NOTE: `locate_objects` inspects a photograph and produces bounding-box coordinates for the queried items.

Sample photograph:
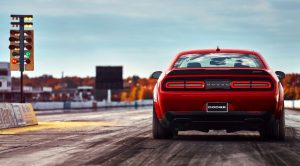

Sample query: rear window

[173,53,264,69]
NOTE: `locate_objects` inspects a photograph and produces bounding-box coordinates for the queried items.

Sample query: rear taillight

[251,81,271,88]
[165,81,185,89]
[163,78,272,91]
[230,81,251,88]
[230,81,271,89]
[165,81,205,89]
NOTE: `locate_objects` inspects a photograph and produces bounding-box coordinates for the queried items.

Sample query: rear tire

[260,108,285,141]
[152,107,173,139]
[278,108,285,141]
[260,118,278,140]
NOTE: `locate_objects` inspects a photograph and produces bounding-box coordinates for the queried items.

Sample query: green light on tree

[25,51,31,57]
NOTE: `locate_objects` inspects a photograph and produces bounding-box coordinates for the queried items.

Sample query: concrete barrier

[12,103,38,126]
[285,100,300,109]
[0,103,18,129]
[137,100,153,106]
[284,100,294,109]
[25,100,300,110]
[63,102,71,109]
[0,103,38,129]
[33,100,153,110]
[71,101,93,109]
[33,102,64,110]
[295,100,300,109]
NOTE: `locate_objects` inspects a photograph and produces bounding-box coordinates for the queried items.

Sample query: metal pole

[107,89,111,103]
[20,70,24,103]
[19,17,25,103]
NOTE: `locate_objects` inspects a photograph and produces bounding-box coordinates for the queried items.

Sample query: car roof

[177,49,260,56]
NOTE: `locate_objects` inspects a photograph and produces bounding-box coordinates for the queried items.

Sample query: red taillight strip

[185,81,205,89]
[230,81,272,89]
[165,81,185,88]
[251,81,271,88]
[230,81,251,88]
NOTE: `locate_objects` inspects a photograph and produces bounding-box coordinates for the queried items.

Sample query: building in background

[76,86,94,101]
[0,62,54,102]
[0,62,11,92]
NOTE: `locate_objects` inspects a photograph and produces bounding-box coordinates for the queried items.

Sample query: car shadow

[170,126,298,142]
[174,134,262,142]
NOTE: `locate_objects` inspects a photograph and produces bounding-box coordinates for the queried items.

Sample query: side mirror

[150,71,162,79]
[275,71,285,80]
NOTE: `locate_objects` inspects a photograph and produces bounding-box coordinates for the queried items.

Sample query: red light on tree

[12,58,19,64]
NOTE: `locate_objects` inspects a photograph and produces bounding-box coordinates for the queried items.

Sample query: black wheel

[260,108,285,141]
[278,108,285,141]
[152,107,173,139]
[260,118,278,140]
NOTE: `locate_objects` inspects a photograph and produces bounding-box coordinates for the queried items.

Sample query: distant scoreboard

[95,66,123,90]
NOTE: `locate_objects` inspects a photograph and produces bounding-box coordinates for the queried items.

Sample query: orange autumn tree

[282,73,300,100]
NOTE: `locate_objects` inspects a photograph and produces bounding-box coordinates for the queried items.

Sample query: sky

[0,0,299,78]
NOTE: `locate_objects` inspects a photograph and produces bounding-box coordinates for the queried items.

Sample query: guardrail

[32,100,300,110]
[32,100,153,110]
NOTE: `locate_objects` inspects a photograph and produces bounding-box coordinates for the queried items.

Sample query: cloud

[1,0,300,77]
[2,0,297,32]
[0,1,276,20]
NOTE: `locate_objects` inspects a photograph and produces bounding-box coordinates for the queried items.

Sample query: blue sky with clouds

[0,0,299,78]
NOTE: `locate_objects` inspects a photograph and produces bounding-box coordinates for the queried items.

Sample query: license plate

[207,102,228,112]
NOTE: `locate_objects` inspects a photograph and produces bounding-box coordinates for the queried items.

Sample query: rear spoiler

[168,69,269,76]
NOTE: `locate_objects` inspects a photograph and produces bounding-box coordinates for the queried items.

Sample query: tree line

[12,73,300,100]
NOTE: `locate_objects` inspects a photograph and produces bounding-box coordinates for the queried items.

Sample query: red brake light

[230,81,251,88]
[251,81,271,89]
[185,81,205,89]
[165,81,185,89]
[165,81,205,89]
[231,81,271,89]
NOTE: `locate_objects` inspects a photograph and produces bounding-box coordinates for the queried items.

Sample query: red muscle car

[151,48,285,140]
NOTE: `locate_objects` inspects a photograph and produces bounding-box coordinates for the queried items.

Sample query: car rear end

[152,49,285,140]
[157,68,280,132]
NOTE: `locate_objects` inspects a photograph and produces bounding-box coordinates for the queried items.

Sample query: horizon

[1,0,299,78]
[9,71,300,79]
